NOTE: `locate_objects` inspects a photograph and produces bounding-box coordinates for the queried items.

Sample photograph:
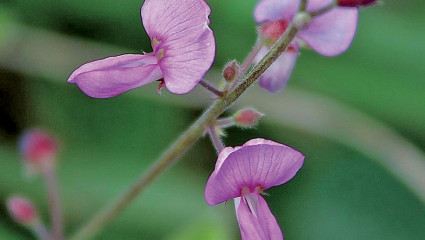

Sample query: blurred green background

[1,0,425,239]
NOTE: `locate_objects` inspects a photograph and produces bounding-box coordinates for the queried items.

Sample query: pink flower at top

[205,138,305,240]
[68,0,215,98]
[19,129,58,172]
[254,0,358,93]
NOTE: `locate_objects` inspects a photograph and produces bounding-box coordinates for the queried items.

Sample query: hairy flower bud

[337,0,377,7]
[7,196,38,225]
[233,108,264,127]
[223,60,239,82]
[19,129,58,174]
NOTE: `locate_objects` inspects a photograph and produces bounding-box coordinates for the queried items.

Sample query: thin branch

[299,0,308,11]
[228,40,264,92]
[207,125,225,153]
[32,221,51,240]
[199,79,224,97]
[216,117,235,129]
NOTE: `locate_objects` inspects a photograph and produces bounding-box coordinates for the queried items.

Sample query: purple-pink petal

[255,46,299,93]
[254,0,299,23]
[205,138,305,206]
[306,0,335,11]
[141,0,215,94]
[235,197,268,240]
[235,194,283,240]
[297,7,358,56]
[68,54,162,98]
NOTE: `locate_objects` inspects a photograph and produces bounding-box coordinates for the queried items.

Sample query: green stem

[70,18,299,240]
[299,0,308,11]
[43,165,63,240]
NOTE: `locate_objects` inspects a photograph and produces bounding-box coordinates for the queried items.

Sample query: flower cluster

[4,0,377,240]
[254,0,358,93]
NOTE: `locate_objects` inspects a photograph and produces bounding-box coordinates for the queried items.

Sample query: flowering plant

[5,0,383,239]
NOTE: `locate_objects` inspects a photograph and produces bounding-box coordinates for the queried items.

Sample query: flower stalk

[43,165,63,240]
[199,80,224,98]
[207,125,225,153]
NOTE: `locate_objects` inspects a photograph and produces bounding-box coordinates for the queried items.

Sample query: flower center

[157,49,165,61]
[152,37,165,61]
[260,19,290,44]
[241,185,264,196]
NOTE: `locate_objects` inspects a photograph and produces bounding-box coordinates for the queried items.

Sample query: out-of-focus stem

[70,11,302,240]
[32,221,51,240]
[207,125,225,153]
[43,166,63,240]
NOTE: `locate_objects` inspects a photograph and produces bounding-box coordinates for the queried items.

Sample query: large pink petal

[255,46,299,93]
[235,194,283,240]
[254,0,299,23]
[141,0,215,94]
[160,29,215,94]
[256,194,283,240]
[68,54,162,98]
[205,138,304,205]
[297,7,358,56]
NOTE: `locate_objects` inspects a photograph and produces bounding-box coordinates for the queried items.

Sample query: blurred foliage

[1,0,425,239]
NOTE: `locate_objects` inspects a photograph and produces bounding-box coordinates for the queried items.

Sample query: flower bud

[223,60,239,82]
[337,0,377,7]
[233,108,264,127]
[7,196,38,225]
[19,129,58,174]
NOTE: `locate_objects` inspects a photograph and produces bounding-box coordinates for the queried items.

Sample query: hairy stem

[229,40,264,92]
[70,16,300,240]
[32,221,51,240]
[216,117,235,129]
[207,125,225,152]
[200,79,224,97]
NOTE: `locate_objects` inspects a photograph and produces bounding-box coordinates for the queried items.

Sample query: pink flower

[254,0,358,93]
[19,129,58,173]
[68,0,215,98]
[7,196,39,225]
[205,138,305,240]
